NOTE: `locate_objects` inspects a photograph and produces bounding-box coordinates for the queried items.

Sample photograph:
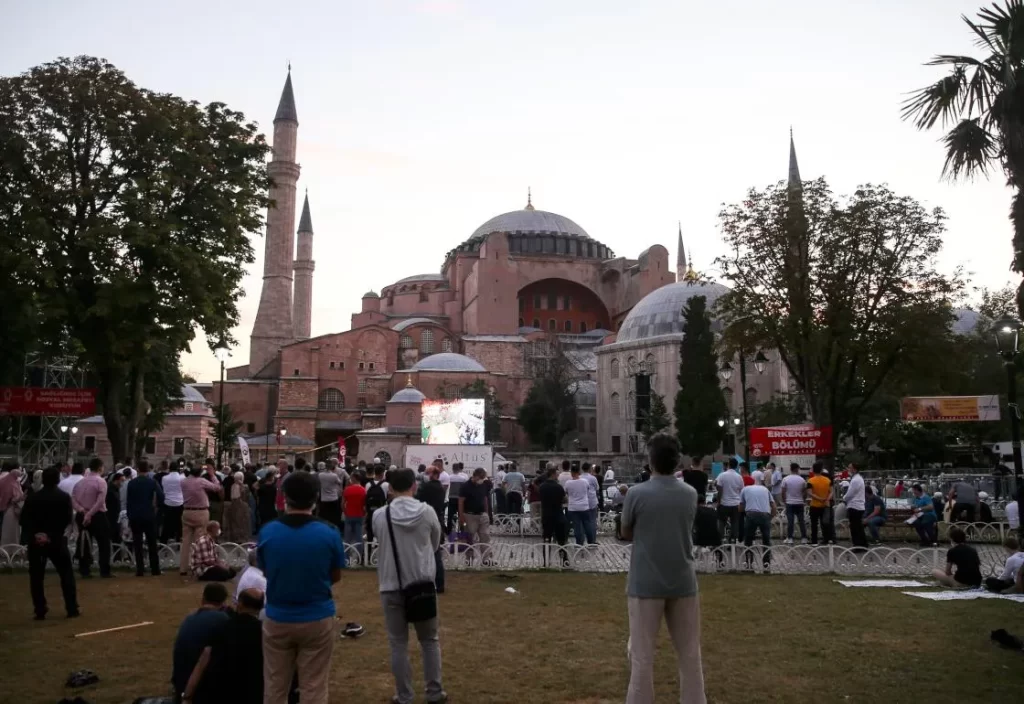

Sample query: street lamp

[720,349,768,465]
[214,339,230,468]
[992,316,1023,480]
[718,419,725,428]
[60,425,78,463]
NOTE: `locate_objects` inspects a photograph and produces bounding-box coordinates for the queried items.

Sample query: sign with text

[900,395,1000,422]
[0,387,97,416]
[749,425,833,457]
[404,444,494,476]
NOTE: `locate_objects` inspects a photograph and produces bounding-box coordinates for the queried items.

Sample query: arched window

[375,450,392,467]
[441,337,452,352]
[610,358,620,379]
[564,320,573,333]
[420,329,434,354]
[548,319,556,331]
[318,388,345,411]
[580,321,587,333]
[745,387,758,408]
[400,335,413,349]
[610,392,621,416]
[589,417,596,433]
[445,384,460,400]
[532,318,540,329]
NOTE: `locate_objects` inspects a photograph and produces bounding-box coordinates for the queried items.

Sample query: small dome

[389,386,426,403]
[412,352,486,372]
[180,385,209,404]
[616,280,731,342]
[362,290,379,298]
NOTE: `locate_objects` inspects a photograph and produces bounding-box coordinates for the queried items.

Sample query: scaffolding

[14,353,86,469]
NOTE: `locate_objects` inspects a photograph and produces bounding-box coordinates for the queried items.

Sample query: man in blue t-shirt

[258,471,344,704]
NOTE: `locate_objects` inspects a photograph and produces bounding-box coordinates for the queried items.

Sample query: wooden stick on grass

[74,621,154,638]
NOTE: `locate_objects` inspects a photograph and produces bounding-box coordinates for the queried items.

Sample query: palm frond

[940,118,998,181]
[902,67,967,129]
[963,15,1003,55]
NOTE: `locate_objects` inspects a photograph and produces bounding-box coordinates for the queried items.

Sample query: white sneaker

[784,538,793,545]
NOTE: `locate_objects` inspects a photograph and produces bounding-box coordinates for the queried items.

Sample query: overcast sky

[5,0,1016,381]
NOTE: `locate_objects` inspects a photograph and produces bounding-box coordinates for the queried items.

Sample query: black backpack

[365,479,386,513]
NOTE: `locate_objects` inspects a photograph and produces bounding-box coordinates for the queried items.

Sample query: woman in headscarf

[0,465,25,546]
[222,470,252,543]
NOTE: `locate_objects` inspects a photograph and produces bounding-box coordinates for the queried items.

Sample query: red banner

[749,425,832,456]
[0,387,97,416]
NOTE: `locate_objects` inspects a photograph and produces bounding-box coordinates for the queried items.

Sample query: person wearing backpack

[365,465,388,543]
[374,468,447,704]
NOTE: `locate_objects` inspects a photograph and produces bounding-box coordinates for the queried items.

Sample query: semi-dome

[412,352,487,372]
[616,280,731,342]
[389,386,426,403]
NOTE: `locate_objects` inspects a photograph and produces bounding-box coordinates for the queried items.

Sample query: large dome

[471,208,591,239]
[411,352,487,372]
[616,280,731,342]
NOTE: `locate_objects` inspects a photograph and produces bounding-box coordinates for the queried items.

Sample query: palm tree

[903,0,1024,310]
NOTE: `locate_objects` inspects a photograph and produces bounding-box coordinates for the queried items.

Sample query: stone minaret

[675,221,687,282]
[250,69,301,374]
[293,191,315,340]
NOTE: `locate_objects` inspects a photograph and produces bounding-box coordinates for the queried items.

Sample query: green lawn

[0,571,1021,703]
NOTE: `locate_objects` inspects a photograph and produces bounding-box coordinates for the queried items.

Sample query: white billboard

[421,398,485,445]
[404,444,494,476]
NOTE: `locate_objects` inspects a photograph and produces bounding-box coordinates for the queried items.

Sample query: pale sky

[5,0,1016,382]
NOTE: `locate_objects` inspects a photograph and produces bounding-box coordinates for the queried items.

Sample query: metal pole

[739,352,750,466]
[216,360,225,467]
[1007,360,1022,479]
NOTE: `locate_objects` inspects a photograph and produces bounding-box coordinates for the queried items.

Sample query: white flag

[238,436,251,467]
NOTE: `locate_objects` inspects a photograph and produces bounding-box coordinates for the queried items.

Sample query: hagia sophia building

[74,70,792,467]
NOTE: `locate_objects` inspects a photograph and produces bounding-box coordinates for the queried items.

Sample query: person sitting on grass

[190,521,237,582]
[931,526,983,589]
[985,535,1024,593]
[172,583,230,703]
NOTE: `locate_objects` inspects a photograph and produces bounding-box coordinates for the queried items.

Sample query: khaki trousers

[179,509,209,574]
[263,615,335,704]
[626,595,706,704]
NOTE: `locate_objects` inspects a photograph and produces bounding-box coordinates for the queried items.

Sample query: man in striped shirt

[71,457,112,578]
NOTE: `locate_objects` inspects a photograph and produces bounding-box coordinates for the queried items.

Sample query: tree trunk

[100,368,128,462]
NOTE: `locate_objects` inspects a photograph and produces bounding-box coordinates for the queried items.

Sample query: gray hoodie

[373,495,442,592]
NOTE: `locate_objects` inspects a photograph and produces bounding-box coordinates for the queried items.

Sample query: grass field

[0,570,1022,703]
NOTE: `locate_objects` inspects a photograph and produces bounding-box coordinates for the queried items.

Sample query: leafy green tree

[903,1,1024,313]
[715,179,963,450]
[640,391,671,437]
[749,395,807,429]
[674,296,728,463]
[0,56,270,460]
[210,403,244,460]
[461,379,504,443]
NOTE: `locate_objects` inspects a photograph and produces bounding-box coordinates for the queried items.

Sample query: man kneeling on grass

[931,526,983,589]
[190,521,237,582]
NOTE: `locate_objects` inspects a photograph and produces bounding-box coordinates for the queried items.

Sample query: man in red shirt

[71,458,112,578]
[342,473,367,563]
[740,463,755,487]
[274,459,289,515]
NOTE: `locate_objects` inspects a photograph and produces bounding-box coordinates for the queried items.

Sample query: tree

[0,56,270,461]
[517,337,579,449]
[715,179,963,451]
[639,391,671,437]
[903,1,1024,314]
[210,403,244,460]
[460,379,504,443]
[674,296,728,462]
[749,395,807,429]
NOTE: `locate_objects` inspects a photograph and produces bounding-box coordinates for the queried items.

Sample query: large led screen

[421,398,485,445]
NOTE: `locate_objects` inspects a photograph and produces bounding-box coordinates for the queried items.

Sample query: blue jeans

[569,511,589,546]
[344,517,364,560]
[866,516,886,541]
[586,508,598,544]
[785,504,807,540]
[914,513,937,544]
[743,512,773,567]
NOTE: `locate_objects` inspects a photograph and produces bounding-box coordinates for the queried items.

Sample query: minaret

[788,127,802,194]
[676,221,687,282]
[293,191,315,340]
[250,69,301,374]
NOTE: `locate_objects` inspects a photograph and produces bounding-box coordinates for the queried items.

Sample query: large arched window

[420,329,434,354]
[318,388,345,411]
[610,358,620,379]
[610,392,621,416]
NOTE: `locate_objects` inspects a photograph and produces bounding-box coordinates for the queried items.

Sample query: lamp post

[59,424,78,463]
[277,426,287,461]
[214,339,230,467]
[719,350,769,465]
[992,316,1023,481]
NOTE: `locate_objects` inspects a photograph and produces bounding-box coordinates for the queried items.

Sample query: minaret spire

[275,66,298,123]
[676,221,688,282]
[788,127,801,191]
[293,191,315,340]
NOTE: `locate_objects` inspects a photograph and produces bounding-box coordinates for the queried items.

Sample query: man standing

[21,466,79,620]
[807,463,833,545]
[180,466,224,576]
[558,460,572,487]
[458,468,492,562]
[740,477,775,570]
[581,462,600,544]
[342,473,367,561]
[126,460,164,577]
[446,463,468,532]
[58,462,85,496]
[493,463,507,514]
[161,461,185,544]
[714,459,744,544]
[564,466,592,546]
[259,471,344,704]
[844,462,867,549]
[502,463,526,521]
[780,464,807,545]
[769,463,784,505]
[71,457,112,579]
[374,469,447,704]
[681,462,708,504]
[539,466,569,566]
[621,433,705,704]
[416,464,448,593]
[317,461,343,531]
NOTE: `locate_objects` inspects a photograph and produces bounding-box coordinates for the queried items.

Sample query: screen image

[421,398,485,445]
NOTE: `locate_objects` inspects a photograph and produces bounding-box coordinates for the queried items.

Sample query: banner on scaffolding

[0,387,97,416]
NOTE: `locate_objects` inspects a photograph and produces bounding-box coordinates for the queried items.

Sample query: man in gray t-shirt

[620,433,705,704]
[949,481,978,523]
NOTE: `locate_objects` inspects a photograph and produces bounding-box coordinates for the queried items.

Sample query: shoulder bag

[385,505,438,623]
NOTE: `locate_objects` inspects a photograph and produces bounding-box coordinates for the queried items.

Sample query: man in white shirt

[750,466,765,486]
[557,460,572,487]
[235,549,268,604]
[715,459,745,543]
[780,464,808,544]
[494,464,508,513]
[1006,498,1019,531]
[160,462,185,544]
[581,463,600,544]
[843,463,867,549]
[604,466,616,484]
[58,464,85,496]
[770,463,784,498]
[502,465,527,520]
[740,479,776,569]
[564,467,593,545]
[447,463,468,532]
